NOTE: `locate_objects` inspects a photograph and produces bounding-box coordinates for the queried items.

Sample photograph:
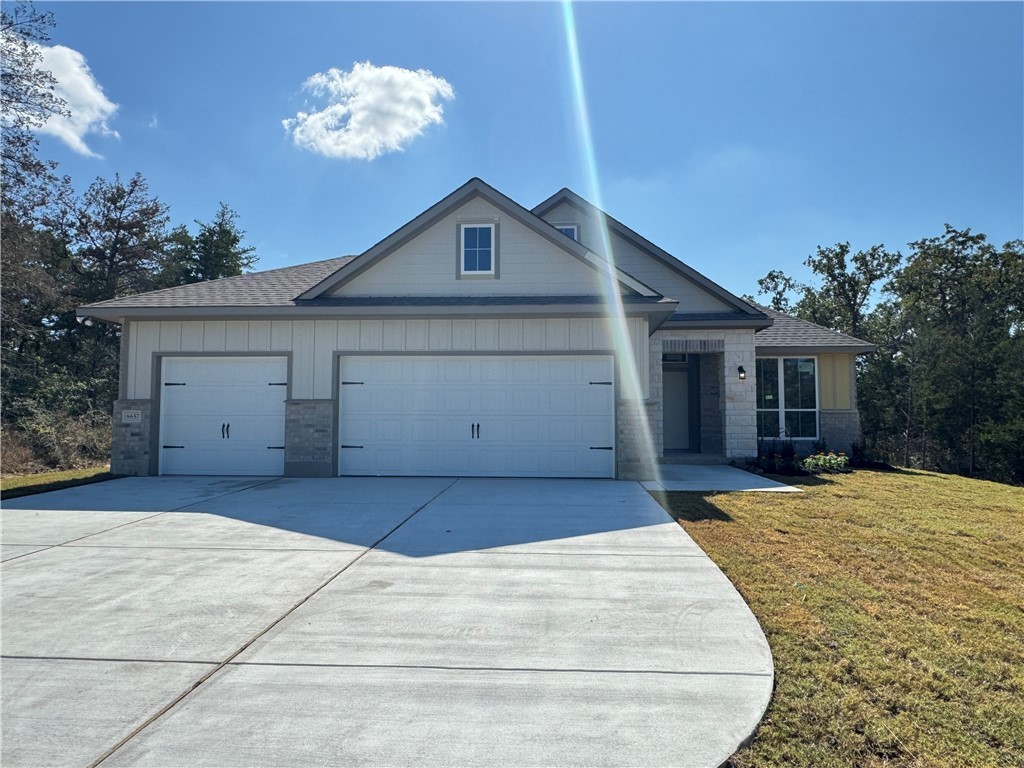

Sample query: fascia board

[754,344,877,355]
[79,301,680,324]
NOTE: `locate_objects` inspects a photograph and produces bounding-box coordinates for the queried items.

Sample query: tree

[754,242,901,339]
[156,203,258,287]
[1,2,68,216]
[64,172,170,301]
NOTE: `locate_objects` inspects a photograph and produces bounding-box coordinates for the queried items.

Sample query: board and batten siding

[539,200,734,313]
[817,353,855,411]
[127,317,650,401]
[330,197,614,297]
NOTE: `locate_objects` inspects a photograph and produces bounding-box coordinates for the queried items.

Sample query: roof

[753,306,875,353]
[82,257,354,310]
[532,188,765,317]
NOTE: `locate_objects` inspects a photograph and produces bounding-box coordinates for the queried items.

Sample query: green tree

[156,203,257,287]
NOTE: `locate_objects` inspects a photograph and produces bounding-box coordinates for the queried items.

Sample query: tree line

[2,3,256,471]
[752,231,1024,485]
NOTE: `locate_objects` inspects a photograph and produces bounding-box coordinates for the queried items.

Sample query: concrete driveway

[1,477,773,768]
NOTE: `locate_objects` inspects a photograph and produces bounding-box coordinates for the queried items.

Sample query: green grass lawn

[651,469,1024,768]
[1,466,118,500]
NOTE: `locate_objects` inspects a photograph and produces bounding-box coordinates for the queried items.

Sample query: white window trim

[756,356,820,440]
[459,223,496,277]
[552,223,579,241]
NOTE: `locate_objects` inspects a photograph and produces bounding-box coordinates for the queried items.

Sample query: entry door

[338,356,615,478]
[663,369,690,450]
[159,357,288,475]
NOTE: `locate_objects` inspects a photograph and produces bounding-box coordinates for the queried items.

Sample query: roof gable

[300,178,657,300]
[532,189,761,316]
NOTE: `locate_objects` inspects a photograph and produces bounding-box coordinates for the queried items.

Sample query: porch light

[738,366,746,380]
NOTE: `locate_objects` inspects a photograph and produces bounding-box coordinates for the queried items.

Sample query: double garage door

[159,355,615,478]
[339,356,614,478]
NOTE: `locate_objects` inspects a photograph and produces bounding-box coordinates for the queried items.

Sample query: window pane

[757,410,780,439]
[464,250,477,272]
[478,227,491,248]
[477,251,491,271]
[558,226,577,240]
[756,358,779,410]
[784,358,816,409]
[464,227,478,248]
[784,411,817,438]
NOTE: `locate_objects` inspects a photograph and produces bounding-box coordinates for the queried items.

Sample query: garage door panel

[339,355,614,478]
[159,357,286,476]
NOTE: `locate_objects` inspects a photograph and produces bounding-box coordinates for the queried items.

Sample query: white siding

[127,317,650,401]
[539,200,736,312]
[330,197,609,297]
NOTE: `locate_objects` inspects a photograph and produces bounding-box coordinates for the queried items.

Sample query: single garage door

[338,355,615,478]
[159,356,287,475]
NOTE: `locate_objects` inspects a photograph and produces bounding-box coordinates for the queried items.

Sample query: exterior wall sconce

[738,366,747,380]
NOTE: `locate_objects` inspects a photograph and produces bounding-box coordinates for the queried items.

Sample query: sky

[32,1,1024,299]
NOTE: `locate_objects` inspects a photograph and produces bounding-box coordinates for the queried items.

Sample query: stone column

[111,399,153,476]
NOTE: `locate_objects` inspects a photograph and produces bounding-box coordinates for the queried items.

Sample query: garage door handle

[221,423,226,439]
[226,423,230,439]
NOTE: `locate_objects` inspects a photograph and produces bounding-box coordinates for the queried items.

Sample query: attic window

[460,224,495,276]
[554,224,578,240]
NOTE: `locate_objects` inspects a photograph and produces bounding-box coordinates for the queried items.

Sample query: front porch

[648,330,758,465]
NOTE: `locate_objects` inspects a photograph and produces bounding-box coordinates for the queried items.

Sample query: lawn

[651,469,1024,768]
[1,466,117,500]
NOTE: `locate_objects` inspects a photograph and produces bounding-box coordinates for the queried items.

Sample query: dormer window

[460,223,495,276]
[554,224,579,240]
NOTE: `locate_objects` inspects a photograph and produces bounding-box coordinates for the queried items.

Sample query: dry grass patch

[652,470,1024,768]
[1,466,117,499]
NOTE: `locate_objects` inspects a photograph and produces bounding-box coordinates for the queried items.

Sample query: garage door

[338,356,615,478]
[159,357,287,475]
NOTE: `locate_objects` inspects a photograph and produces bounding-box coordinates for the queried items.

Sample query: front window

[461,224,494,274]
[756,357,818,439]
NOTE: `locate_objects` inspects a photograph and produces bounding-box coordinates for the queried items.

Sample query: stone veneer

[110,399,153,476]
[615,397,660,480]
[649,329,758,460]
[284,400,335,477]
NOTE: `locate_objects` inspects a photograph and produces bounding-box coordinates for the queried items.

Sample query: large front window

[756,357,818,439]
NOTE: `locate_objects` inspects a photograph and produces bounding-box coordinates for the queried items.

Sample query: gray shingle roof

[754,306,875,352]
[81,257,355,309]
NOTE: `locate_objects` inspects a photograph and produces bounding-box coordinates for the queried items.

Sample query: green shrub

[801,451,850,474]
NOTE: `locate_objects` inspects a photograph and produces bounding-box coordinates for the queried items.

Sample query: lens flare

[561,1,660,481]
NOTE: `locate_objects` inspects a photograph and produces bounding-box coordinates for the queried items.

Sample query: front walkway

[643,464,802,492]
[1,476,773,768]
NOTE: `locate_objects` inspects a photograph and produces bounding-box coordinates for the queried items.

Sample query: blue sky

[35,1,1024,298]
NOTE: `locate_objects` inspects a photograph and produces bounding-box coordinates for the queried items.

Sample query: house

[78,178,874,480]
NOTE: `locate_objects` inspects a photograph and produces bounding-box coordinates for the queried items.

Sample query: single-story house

[79,178,874,480]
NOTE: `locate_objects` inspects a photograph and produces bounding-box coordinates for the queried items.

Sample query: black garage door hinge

[589,446,613,451]
[162,445,185,449]
[266,446,286,450]
[341,381,364,385]
[589,381,612,385]
[267,382,287,386]
[164,382,187,386]
[340,444,364,449]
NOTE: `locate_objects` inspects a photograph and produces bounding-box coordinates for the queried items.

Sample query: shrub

[802,451,850,474]
[1,408,111,472]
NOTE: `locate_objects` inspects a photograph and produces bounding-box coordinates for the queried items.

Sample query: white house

[79,178,873,479]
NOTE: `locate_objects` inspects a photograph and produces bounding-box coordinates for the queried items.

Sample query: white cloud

[283,61,454,160]
[36,44,119,157]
